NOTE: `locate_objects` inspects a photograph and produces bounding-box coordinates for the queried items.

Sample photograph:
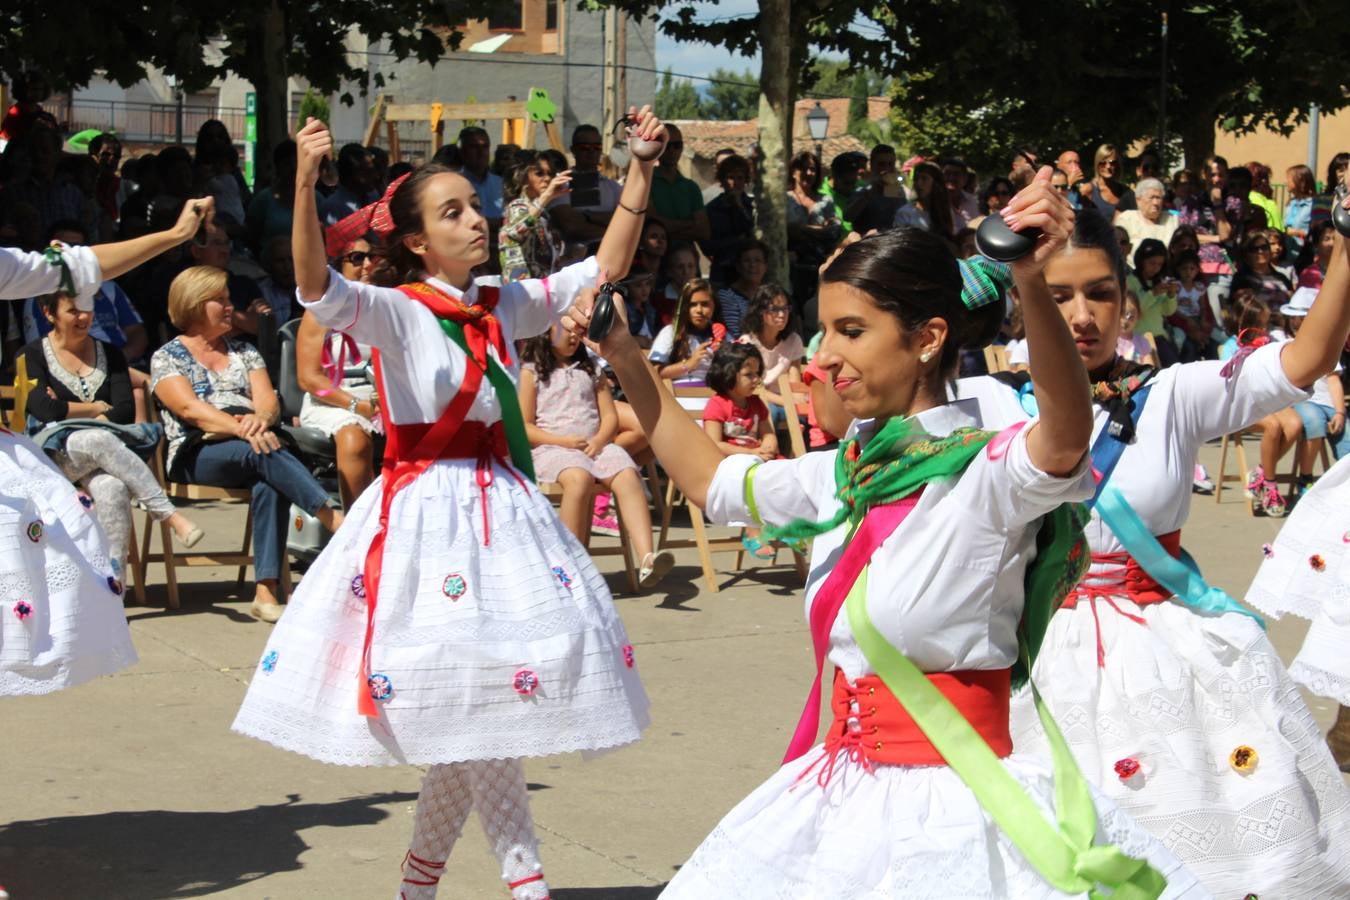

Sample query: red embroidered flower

[1262,543,1274,558]
[1310,555,1327,572]
[13,600,33,620]
[1113,757,1141,781]
[513,669,539,696]
[622,644,635,668]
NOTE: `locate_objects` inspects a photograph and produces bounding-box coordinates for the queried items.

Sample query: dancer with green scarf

[565,167,1205,897]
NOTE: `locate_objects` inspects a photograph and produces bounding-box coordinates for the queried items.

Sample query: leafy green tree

[0,0,508,183]
[701,68,759,120]
[295,88,330,131]
[654,68,701,120]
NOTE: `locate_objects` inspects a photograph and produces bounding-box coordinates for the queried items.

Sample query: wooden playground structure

[362,89,567,162]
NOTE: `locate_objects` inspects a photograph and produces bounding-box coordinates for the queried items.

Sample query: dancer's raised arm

[593,105,667,284]
[293,117,333,302]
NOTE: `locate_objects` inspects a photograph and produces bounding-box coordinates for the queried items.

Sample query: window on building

[545,0,558,30]
[487,0,523,30]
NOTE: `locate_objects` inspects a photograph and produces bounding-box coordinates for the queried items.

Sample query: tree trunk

[240,0,290,189]
[755,0,792,289]
[1177,104,1217,169]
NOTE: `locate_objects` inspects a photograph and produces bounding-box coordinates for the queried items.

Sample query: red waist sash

[1062,529,1182,607]
[798,667,1012,787]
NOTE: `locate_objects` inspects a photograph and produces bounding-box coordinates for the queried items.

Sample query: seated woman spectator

[702,342,777,559]
[980,176,1015,218]
[736,282,804,422]
[658,240,700,324]
[1115,177,1178,256]
[23,290,203,580]
[650,278,718,382]
[893,162,954,236]
[1231,229,1293,309]
[703,154,756,284]
[150,266,339,623]
[1127,238,1179,362]
[519,326,674,589]
[1284,164,1317,249]
[1296,219,1338,290]
[499,151,569,282]
[715,239,769,338]
[1082,143,1136,218]
[1246,161,1283,231]
[785,150,842,268]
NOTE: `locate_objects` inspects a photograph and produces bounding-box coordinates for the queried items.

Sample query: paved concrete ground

[2,443,1346,899]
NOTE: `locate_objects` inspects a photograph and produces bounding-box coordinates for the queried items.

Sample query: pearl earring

[919,350,934,363]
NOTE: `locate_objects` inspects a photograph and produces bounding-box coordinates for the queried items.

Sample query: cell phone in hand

[570,170,601,208]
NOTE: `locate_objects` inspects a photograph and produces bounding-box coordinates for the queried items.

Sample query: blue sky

[654,0,761,80]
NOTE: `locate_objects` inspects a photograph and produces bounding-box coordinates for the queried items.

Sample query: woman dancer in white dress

[957,202,1350,896]
[564,168,1205,898]
[232,112,665,900]
[0,198,214,696]
[1247,448,1350,770]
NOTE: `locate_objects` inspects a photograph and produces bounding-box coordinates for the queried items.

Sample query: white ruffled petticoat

[231,455,649,766]
[1246,454,1350,706]
[1011,599,1350,898]
[660,747,1209,899]
[0,431,136,695]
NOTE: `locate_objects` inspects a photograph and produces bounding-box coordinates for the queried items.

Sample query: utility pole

[602,6,618,155]
[1157,10,1168,165]
[1309,103,1321,179]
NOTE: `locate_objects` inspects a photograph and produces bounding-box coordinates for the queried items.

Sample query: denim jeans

[173,439,330,581]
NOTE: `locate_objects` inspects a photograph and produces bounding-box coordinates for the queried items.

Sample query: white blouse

[956,342,1308,556]
[0,244,101,303]
[704,403,1093,677]
[299,258,600,427]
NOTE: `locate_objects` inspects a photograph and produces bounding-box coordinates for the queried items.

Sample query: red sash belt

[797,667,1012,788]
[1061,530,1181,667]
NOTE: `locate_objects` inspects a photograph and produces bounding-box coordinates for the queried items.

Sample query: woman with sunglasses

[980,176,1015,217]
[1232,230,1293,310]
[1083,144,1137,220]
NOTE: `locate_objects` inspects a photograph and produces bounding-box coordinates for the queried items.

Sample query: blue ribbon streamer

[1094,482,1265,628]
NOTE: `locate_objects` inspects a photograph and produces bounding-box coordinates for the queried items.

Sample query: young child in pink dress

[520,325,673,588]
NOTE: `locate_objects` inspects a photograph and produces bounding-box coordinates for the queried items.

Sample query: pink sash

[782,491,923,763]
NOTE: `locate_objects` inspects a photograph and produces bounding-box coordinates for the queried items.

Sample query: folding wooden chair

[133,401,291,609]
[762,372,808,459]
[657,379,807,592]
[983,345,1010,374]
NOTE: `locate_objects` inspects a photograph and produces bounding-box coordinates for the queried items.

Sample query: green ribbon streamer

[42,243,77,296]
[436,318,536,482]
[844,567,1168,899]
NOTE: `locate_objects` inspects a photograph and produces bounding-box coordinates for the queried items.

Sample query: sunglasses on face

[1100,159,1119,168]
[767,305,791,315]
[343,251,381,265]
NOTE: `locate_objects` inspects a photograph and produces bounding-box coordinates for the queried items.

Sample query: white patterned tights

[398,759,549,900]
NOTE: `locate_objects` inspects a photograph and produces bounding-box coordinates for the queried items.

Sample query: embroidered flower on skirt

[106,576,123,596]
[442,573,467,600]
[622,644,635,668]
[13,600,33,620]
[350,574,366,599]
[261,650,279,674]
[1230,745,1259,774]
[513,669,540,695]
[552,566,573,590]
[26,521,42,542]
[1310,554,1327,572]
[1262,543,1274,558]
[368,673,394,701]
[1114,757,1142,781]
[77,492,94,509]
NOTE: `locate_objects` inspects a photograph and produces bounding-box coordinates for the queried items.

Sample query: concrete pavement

[1,443,1346,899]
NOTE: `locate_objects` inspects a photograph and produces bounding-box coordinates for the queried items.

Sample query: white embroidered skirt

[232,455,649,766]
[1011,598,1350,898]
[1246,454,1350,705]
[0,431,136,695]
[661,747,1208,899]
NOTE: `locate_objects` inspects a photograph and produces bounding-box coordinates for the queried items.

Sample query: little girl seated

[520,324,674,588]
[1116,291,1160,367]
[649,277,719,383]
[702,342,778,558]
[1165,251,1219,361]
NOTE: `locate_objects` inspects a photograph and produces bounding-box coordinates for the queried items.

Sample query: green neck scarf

[764,414,993,544]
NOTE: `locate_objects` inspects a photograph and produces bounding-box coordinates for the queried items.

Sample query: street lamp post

[806,101,830,163]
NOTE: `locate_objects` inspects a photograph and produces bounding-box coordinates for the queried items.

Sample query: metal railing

[60,99,249,146]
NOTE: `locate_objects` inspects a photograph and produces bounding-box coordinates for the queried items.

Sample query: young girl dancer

[232,111,665,900]
[0,197,214,696]
[958,203,1350,896]
[565,168,1203,897]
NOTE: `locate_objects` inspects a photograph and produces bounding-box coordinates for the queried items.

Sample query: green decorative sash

[436,318,535,481]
